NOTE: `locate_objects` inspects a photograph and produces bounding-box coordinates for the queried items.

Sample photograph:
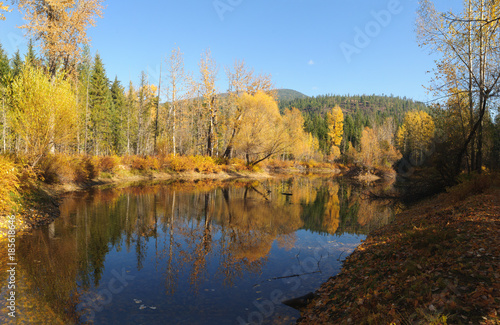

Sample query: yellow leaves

[0,156,19,213]
[9,65,77,165]
[17,0,104,73]
[282,107,316,160]
[0,1,10,20]
[327,106,344,157]
[396,110,435,157]
[234,91,287,164]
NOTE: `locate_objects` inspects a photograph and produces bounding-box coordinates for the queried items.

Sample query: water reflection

[0,177,397,324]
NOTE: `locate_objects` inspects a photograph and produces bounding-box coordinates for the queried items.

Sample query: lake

[0,177,396,324]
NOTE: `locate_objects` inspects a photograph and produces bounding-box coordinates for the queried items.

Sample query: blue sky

[0,0,461,102]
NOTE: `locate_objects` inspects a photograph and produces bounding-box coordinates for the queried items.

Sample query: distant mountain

[276,89,309,102]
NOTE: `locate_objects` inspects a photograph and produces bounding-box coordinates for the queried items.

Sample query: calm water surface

[1,177,396,324]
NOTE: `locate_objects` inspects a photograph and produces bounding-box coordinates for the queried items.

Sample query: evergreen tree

[89,53,110,155]
[110,76,126,154]
[77,46,93,154]
[25,39,39,67]
[0,43,10,85]
[10,50,22,79]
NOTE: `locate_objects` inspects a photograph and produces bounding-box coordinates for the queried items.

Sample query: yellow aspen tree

[234,91,288,166]
[222,60,274,159]
[327,106,344,159]
[396,110,435,163]
[282,107,312,161]
[15,0,104,76]
[9,65,76,166]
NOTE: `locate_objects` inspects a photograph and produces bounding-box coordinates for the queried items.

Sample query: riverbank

[0,158,351,237]
[297,174,500,325]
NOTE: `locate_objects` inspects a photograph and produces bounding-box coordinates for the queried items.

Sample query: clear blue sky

[0,0,461,102]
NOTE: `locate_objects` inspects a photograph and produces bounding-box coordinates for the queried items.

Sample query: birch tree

[417,0,500,173]
[199,49,218,156]
[15,0,104,76]
[165,47,191,156]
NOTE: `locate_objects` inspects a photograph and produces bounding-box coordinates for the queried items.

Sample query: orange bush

[123,155,160,171]
[98,155,121,173]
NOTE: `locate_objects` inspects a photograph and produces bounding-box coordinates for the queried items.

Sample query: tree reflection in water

[1,177,397,324]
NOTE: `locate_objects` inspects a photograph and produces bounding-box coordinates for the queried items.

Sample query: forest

[0,0,499,210]
[0,1,499,324]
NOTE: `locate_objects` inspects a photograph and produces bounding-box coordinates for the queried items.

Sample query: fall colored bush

[264,159,294,169]
[164,155,221,173]
[228,158,248,172]
[0,155,20,212]
[73,156,99,182]
[123,155,160,171]
[97,155,121,173]
[39,154,75,184]
[38,154,99,184]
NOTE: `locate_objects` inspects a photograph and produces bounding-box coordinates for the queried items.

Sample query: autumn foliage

[0,155,19,212]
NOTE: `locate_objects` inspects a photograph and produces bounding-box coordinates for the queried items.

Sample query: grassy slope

[298,176,500,325]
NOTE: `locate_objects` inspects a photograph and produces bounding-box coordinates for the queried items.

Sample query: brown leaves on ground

[297,186,500,325]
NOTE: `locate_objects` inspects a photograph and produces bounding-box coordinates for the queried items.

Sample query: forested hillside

[279,94,428,154]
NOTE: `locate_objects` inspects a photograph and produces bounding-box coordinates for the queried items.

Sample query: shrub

[73,156,99,183]
[98,155,121,173]
[39,154,75,184]
[124,155,160,171]
[192,156,221,173]
[0,156,20,213]
[166,155,193,172]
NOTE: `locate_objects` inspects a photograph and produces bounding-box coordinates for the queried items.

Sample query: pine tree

[10,50,22,79]
[89,53,109,155]
[110,77,126,154]
[0,43,10,85]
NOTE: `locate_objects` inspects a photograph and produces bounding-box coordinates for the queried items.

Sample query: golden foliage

[9,65,77,166]
[349,118,401,168]
[282,108,319,160]
[0,155,19,212]
[327,106,344,158]
[396,110,435,158]
[0,1,10,20]
[17,0,104,74]
[38,154,98,183]
[234,91,288,165]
